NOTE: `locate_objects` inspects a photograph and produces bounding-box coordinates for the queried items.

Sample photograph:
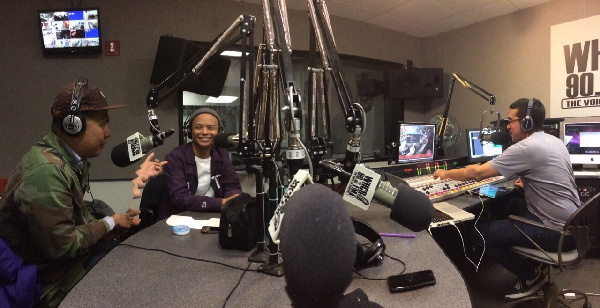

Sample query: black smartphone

[201,226,219,234]
[388,270,436,293]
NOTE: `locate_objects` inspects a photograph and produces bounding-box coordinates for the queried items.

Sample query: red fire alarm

[105,40,120,56]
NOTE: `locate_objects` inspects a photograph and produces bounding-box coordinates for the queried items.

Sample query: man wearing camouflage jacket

[0,81,142,307]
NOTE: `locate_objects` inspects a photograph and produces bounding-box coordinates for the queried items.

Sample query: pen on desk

[379,233,415,238]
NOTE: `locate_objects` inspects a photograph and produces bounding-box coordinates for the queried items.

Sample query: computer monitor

[564,122,600,167]
[397,122,436,164]
[466,128,503,163]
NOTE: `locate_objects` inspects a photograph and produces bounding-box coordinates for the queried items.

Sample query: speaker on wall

[150,35,231,97]
[389,68,443,99]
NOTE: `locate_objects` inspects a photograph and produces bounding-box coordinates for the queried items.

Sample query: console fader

[405,175,506,202]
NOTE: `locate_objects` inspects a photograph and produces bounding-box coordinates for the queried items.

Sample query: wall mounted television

[38,8,102,55]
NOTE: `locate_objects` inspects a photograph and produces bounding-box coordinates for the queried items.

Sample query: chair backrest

[139,174,168,229]
[563,191,600,264]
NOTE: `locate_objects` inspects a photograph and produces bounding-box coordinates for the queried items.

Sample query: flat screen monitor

[38,8,102,55]
[398,122,436,164]
[564,122,600,166]
[466,128,503,163]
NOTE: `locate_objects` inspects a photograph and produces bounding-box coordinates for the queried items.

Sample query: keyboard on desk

[431,209,453,223]
[404,175,506,202]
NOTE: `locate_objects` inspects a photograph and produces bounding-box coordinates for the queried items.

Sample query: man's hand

[432,169,449,180]
[135,152,168,183]
[221,194,241,206]
[112,207,142,229]
[514,177,523,188]
[131,152,168,199]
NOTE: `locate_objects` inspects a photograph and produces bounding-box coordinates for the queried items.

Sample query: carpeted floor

[454,254,600,308]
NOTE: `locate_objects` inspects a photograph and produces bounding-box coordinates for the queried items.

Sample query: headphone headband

[351,216,385,269]
[62,77,88,136]
[520,98,534,132]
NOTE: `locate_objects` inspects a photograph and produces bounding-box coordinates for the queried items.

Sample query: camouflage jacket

[0,131,110,264]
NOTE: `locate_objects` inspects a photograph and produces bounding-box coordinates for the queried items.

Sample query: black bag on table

[219,193,257,251]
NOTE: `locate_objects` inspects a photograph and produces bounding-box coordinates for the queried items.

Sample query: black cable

[222,261,252,308]
[119,243,258,272]
[352,247,406,281]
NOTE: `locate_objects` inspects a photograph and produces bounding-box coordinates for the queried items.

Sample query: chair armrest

[507,215,562,233]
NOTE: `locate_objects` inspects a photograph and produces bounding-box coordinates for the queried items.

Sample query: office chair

[138,174,168,229]
[502,191,600,308]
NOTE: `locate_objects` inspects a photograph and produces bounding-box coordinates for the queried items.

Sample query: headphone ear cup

[520,117,534,131]
[520,98,535,132]
[61,112,86,136]
[186,126,192,139]
[363,239,384,267]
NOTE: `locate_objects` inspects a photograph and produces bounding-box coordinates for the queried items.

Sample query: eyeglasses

[505,117,521,124]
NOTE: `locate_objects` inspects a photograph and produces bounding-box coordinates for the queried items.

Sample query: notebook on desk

[430,201,475,228]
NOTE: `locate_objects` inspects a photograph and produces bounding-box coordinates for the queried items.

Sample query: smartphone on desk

[388,270,436,293]
[201,226,219,234]
[473,184,511,198]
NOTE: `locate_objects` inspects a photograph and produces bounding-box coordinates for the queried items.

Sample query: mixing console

[404,175,506,202]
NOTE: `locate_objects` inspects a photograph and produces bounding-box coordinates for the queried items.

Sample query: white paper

[165,215,220,229]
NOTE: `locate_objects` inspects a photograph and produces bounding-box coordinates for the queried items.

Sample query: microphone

[111,129,174,167]
[319,161,434,232]
[214,132,239,148]
[481,130,511,145]
[279,183,355,307]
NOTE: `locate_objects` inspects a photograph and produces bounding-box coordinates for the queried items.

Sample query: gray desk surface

[61,201,473,308]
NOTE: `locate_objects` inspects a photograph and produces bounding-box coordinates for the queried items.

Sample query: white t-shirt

[195,156,214,197]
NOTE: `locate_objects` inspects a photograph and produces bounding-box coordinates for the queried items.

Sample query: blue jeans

[472,198,576,280]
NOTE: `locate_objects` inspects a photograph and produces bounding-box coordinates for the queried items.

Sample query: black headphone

[183,107,225,139]
[351,217,385,270]
[520,98,535,132]
[61,77,88,136]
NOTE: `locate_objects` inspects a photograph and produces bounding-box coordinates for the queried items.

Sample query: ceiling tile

[433,0,497,13]
[332,0,409,13]
[426,14,474,33]
[324,1,382,22]
[366,14,418,33]
[509,0,554,9]
[461,0,519,23]
[386,0,456,26]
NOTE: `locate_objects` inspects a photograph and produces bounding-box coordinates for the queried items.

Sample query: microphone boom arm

[145,15,256,139]
[307,0,363,172]
[436,72,496,158]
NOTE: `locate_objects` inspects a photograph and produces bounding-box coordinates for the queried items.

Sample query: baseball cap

[51,83,127,119]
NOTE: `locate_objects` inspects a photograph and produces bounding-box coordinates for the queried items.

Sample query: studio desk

[61,204,477,307]
[62,158,511,307]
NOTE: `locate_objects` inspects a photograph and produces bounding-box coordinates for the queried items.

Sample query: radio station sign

[551,15,600,117]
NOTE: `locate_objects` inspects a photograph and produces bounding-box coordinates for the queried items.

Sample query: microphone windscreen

[280,184,355,307]
[490,131,511,145]
[214,132,234,148]
[391,183,434,232]
[111,142,139,168]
